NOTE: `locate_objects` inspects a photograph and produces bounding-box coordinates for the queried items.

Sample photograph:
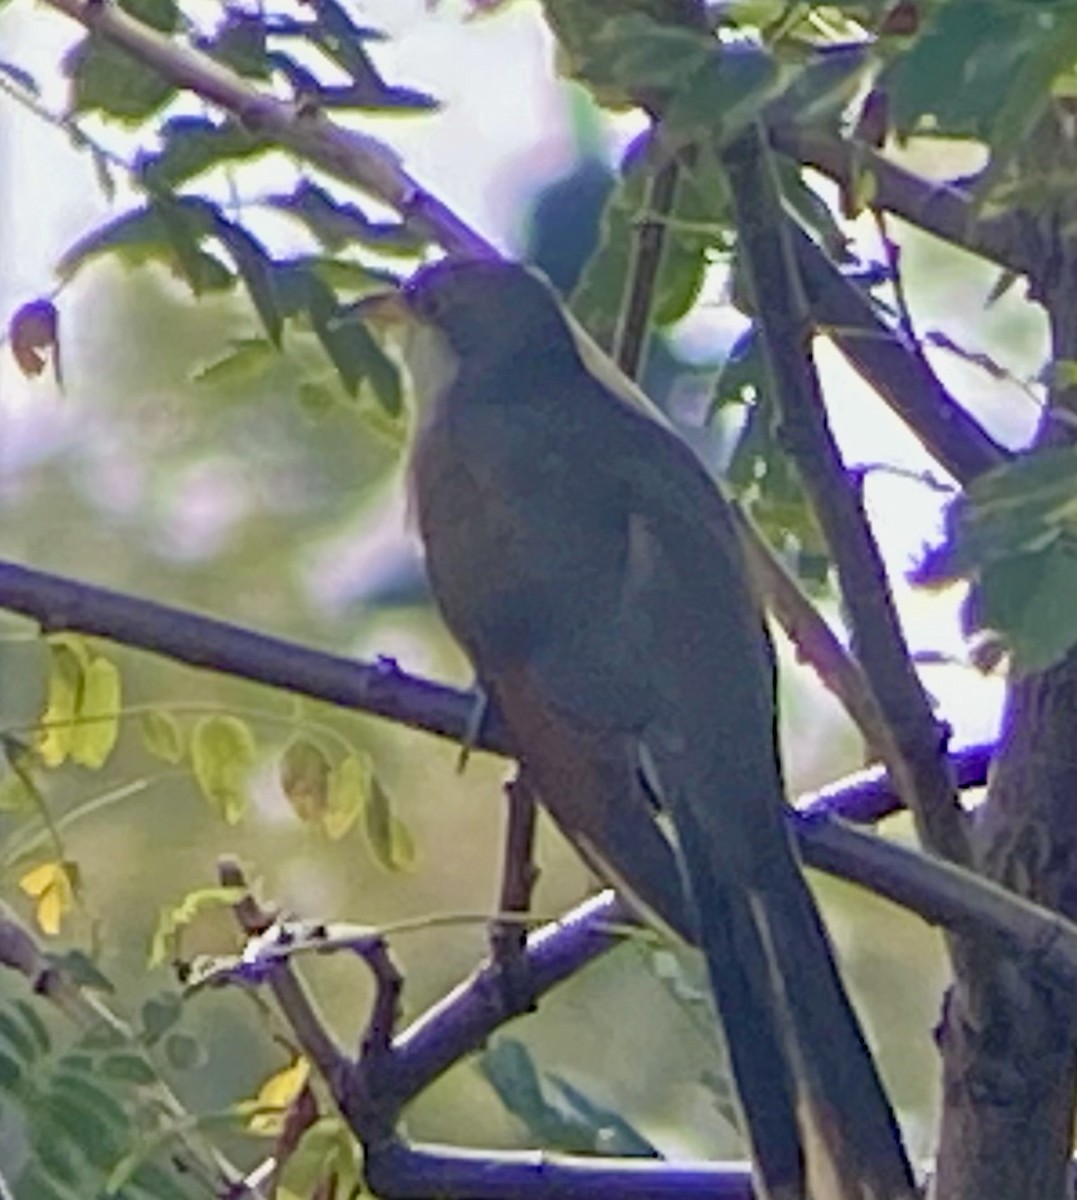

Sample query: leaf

[480,1038,658,1156]
[199,10,271,79]
[267,180,424,255]
[58,196,229,293]
[213,218,283,344]
[70,653,121,769]
[19,860,77,936]
[138,710,185,764]
[248,1057,310,1135]
[279,737,331,823]
[324,752,369,840]
[66,0,179,122]
[138,115,268,190]
[191,337,277,388]
[190,715,256,824]
[163,1030,206,1071]
[364,776,415,871]
[15,999,52,1056]
[148,884,247,967]
[8,298,60,380]
[100,1052,156,1085]
[37,638,85,766]
[277,1116,358,1199]
[0,1005,40,1063]
[299,268,402,408]
[40,1088,125,1170]
[140,992,182,1043]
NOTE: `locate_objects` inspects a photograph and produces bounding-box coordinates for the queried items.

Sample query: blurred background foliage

[0,0,1060,1193]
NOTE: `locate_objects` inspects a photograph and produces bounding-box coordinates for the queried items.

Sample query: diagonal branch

[722,128,972,879]
[771,127,1033,277]
[791,222,1010,485]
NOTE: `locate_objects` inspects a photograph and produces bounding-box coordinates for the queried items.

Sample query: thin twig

[612,150,680,379]
[790,223,1009,485]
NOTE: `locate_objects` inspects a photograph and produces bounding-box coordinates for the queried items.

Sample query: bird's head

[358,259,578,408]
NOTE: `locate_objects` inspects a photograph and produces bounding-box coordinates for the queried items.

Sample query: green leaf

[594,14,713,92]
[41,1089,125,1170]
[665,44,780,144]
[213,219,283,345]
[0,1047,23,1090]
[977,545,1077,674]
[100,1052,156,1085]
[0,1006,39,1063]
[139,115,269,190]
[138,710,185,764]
[572,138,727,347]
[15,999,51,1056]
[163,1030,206,1071]
[149,885,246,967]
[267,180,424,255]
[66,0,179,122]
[279,737,331,824]
[299,269,402,408]
[324,752,369,840]
[70,653,121,769]
[191,337,276,388]
[480,1037,655,1155]
[58,196,230,293]
[200,11,271,79]
[190,715,256,824]
[141,993,182,1044]
[364,776,414,871]
[51,1068,130,1135]
[48,948,114,992]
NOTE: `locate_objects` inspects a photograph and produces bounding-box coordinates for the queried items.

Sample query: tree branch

[722,129,972,885]
[38,0,496,259]
[791,222,1010,485]
[771,127,1033,277]
[364,1141,755,1200]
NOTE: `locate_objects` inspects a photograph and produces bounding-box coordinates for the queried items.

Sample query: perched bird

[369,257,914,1200]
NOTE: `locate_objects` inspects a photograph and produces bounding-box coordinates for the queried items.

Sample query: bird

[367,257,915,1200]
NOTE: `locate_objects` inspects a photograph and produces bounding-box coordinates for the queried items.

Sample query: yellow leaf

[36,643,84,768]
[191,715,256,824]
[279,737,330,824]
[19,860,76,935]
[71,654,122,769]
[323,752,370,840]
[248,1057,310,1135]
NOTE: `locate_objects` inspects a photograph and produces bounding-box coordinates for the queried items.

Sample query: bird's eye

[413,286,448,321]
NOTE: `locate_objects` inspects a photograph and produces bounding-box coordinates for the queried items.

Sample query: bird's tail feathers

[750,871,915,1200]
[676,809,915,1200]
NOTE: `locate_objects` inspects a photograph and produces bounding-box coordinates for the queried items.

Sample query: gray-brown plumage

[390,258,914,1200]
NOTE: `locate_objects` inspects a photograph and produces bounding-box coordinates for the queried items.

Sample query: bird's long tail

[676,815,916,1200]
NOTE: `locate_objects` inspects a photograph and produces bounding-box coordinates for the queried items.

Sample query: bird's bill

[352,285,460,405]
[351,287,413,330]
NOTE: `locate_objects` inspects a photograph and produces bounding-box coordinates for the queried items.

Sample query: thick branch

[364,1141,754,1200]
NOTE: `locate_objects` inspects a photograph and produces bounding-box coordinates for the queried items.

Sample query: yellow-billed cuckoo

[365,257,914,1200]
